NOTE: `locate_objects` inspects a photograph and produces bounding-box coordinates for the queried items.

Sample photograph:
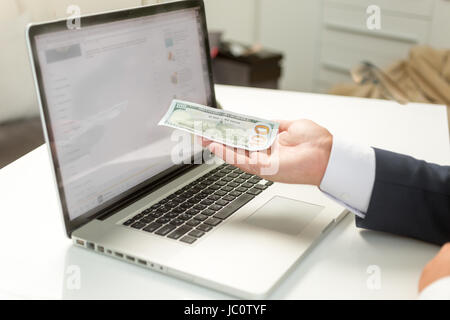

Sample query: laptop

[27,0,348,298]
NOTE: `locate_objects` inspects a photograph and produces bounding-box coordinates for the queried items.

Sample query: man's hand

[200,119,333,186]
[419,243,450,292]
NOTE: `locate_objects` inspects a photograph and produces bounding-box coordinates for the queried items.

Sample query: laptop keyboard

[122,163,273,244]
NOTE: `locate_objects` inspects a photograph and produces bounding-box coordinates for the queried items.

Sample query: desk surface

[0,85,448,299]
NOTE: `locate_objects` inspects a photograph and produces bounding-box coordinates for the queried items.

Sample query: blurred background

[1,0,449,169]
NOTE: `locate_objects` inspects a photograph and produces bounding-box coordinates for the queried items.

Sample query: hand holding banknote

[159,100,279,152]
[159,100,333,185]
[201,119,333,186]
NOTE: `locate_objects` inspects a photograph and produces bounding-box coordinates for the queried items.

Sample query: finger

[275,120,294,132]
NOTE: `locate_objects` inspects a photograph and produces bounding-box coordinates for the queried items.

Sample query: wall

[258,0,321,92]
[203,0,257,44]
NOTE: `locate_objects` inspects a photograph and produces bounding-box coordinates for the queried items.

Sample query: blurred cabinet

[430,0,450,48]
[212,43,283,89]
[315,0,450,93]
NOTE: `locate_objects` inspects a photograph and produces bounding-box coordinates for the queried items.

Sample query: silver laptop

[27,0,347,298]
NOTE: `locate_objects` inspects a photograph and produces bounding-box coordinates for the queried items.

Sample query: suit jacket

[356,148,450,245]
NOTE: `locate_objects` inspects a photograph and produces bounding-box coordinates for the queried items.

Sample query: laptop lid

[27,0,216,237]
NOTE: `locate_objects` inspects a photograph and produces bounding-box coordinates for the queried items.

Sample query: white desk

[0,85,448,299]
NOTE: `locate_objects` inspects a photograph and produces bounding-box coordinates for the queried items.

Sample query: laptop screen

[30,2,214,228]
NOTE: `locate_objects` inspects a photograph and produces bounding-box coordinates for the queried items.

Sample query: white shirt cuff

[419,276,450,299]
[319,137,376,218]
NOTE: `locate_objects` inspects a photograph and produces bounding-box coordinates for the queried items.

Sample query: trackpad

[244,196,324,236]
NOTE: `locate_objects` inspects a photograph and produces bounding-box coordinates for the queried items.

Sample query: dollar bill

[158,99,279,151]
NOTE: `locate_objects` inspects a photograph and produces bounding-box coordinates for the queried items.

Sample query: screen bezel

[27,0,216,237]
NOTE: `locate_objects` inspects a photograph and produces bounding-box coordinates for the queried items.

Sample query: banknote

[158,99,279,151]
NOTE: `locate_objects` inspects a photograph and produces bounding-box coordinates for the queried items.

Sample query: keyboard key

[242,182,254,188]
[247,188,262,196]
[130,222,146,229]
[249,177,262,183]
[165,202,177,208]
[236,187,248,192]
[221,186,233,192]
[204,217,222,226]
[123,219,134,226]
[164,212,179,219]
[228,173,239,178]
[200,199,214,206]
[186,219,201,227]
[169,219,185,226]
[180,236,197,244]
[186,209,200,216]
[207,195,221,201]
[194,214,208,221]
[178,214,191,221]
[227,182,239,188]
[215,190,227,196]
[215,180,227,186]
[230,191,242,197]
[186,198,199,205]
[155,224,176,236]
[143,222,162,233]
[141,217,154,224]
[222,176,233,182]
[157,206,171,213]
[149,211,164,218]
[209,204,222,211]
[188,229,205,238]
[183,191,195,197]
[197,224,213,232]
[179,202,192,209]
[194,204,207,210]
[134,213,145,219]
[214,194,255,220]
[168,225,192,240]
[234,178,245,184]
[223,195,235,201]
[156,217,170,224]
[254,184,268,190]
[202,209,216,216]
[172,207,185,214]
[215,199,229,206]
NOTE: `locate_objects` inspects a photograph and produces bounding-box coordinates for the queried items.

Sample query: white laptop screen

[32,5,213,222]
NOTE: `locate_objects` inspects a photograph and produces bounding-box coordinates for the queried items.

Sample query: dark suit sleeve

[355,148,450,245]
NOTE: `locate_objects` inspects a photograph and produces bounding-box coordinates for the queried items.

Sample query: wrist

[315,133,333,186]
